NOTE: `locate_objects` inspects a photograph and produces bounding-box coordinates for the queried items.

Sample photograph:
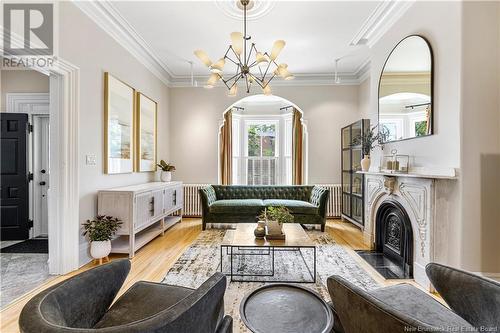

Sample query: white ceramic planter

[266,220,283,235]
[160,171,172,182]
[361,155,371,171]
[90,240,111,259]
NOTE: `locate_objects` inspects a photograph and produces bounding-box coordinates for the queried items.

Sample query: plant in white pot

[260,206,294,238]
[82,215,122,264]
[352,125,387,171]
[157,160,176,182]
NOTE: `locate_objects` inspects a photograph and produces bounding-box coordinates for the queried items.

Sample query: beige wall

[169,85,361,185]
[460,1,500,273]
[357,77,371,118]
[0,70,49,112]
[58,2,170,265]
[367,1,463,268]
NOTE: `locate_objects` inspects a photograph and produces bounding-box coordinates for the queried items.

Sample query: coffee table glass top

[221,223,314,247]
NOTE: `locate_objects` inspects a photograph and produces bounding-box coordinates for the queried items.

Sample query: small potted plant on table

[83,215,122,265]
[260,206,294,240]
[157,160,176,182]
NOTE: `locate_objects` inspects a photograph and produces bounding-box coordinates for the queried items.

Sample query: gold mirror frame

[104,72,136,174]
[135,92,158,172]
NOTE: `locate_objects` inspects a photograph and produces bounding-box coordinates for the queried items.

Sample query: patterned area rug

[162,229,380,333]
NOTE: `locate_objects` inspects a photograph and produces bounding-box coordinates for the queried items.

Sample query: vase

[254,221,266,239]
[90,240,111,259]
[266,220,283,236]
[160,171,172,182]
[361,155,371,171]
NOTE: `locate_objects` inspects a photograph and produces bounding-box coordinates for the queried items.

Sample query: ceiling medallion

[215,0,275,21]
[194,0,293,96]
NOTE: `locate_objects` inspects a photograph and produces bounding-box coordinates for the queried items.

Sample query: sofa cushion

[368,284,474,329]
[263,199,319,215]
[209,199,265,214]
[94,281,194,328]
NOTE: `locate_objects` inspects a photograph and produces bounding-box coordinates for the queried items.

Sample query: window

[232,115,292,185]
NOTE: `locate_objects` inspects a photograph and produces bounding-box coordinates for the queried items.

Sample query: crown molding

[73,0,377,88]
[73,0,173,85]
[350,0,415,48]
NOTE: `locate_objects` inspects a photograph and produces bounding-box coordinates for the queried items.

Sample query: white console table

[97,181,183,258]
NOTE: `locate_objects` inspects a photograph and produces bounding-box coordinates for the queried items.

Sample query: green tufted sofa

[199,185,330,231]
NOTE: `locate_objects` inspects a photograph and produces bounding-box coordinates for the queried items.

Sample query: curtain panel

[292,109,304,185]
[219,110,232,185]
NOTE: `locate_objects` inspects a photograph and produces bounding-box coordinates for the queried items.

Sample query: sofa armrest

[199,186,217,211]
[310,186,329,218]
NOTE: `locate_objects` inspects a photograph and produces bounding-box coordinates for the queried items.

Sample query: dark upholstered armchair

[19,259,232,333]
[326,262,495,333]
[426,263,500,331]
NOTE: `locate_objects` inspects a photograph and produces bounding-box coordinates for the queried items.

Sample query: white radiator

[316,184,342,218]
[180,183,342,218]
[181,184,209,217]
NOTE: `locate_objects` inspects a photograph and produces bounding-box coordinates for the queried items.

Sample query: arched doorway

[218,94,308,185]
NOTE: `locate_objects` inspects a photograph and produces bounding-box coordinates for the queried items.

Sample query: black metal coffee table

[220,223,316,283]
[240,284,334,333]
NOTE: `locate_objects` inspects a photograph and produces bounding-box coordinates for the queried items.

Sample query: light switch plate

[86,154,97,166]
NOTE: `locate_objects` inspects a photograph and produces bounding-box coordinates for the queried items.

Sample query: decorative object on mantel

[352,124,388,172]
[82,215,122,265]
[157,160,176,182]
[259,206,294,240]
[381,149,410,174]
[193,0,293,96]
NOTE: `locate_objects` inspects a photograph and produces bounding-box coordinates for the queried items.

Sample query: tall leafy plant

[82,215,122,242]
[352,125,388,156]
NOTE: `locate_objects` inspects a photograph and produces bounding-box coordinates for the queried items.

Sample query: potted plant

[352,125,387,171]
[82,215,122,262]
[261,206,294,237]
[157,160,176,182]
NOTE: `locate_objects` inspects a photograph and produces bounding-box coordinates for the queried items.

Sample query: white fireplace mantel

[362,170,457,290]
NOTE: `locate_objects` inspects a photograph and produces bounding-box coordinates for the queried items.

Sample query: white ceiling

[111,1,380,78]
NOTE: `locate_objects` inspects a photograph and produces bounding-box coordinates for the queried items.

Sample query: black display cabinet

[341,119,370,228]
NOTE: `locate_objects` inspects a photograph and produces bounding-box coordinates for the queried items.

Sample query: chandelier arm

[229,46,243,65]
[263,73,277,87]
[223,71,242,84]
[246,43,256,66]
[225,55,240,67]
[245,75,250,93]
[248,72,265,88]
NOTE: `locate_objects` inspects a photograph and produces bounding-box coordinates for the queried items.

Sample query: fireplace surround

[360,169,457,289]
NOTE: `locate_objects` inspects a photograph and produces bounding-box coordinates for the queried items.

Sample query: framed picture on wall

[135,92,157,172]
[104,72,135,174]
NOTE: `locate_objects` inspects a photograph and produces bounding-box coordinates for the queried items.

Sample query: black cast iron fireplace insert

[357,199,413,279]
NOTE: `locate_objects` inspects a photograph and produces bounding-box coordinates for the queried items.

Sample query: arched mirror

[378,35,433,143]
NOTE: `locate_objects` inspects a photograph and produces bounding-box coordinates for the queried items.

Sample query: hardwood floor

[0,218,428,332]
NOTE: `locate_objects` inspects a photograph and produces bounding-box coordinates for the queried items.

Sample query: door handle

[41,169,46,174]
[39,181,46,186]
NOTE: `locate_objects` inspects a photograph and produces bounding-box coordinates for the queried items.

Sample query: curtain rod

[280,105,294,111]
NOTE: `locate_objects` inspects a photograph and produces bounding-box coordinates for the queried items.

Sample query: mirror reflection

[378,35,433,143]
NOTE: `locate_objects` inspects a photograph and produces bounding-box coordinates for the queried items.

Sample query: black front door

[1,113,29,240]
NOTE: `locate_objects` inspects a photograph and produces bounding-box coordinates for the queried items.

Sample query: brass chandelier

[194,0,293,96]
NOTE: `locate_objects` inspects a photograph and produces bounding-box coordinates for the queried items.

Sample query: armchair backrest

[19,259,131,332]
[327,276,441,333]
[426,262,500,330]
